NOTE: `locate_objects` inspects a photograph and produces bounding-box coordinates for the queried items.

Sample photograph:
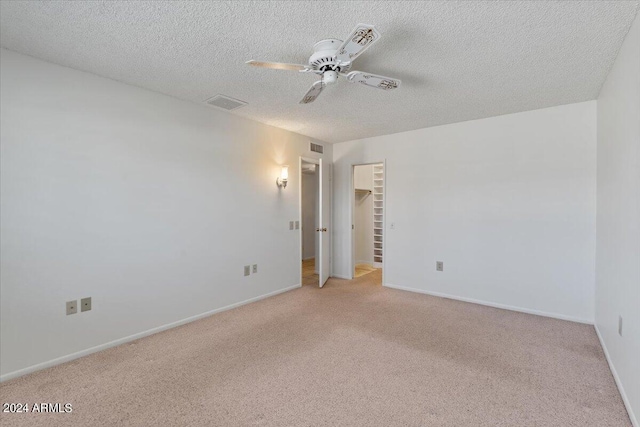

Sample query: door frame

[298,156,320,286]
[350,161,386,285]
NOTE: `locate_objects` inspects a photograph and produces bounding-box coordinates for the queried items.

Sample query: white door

[318,158,331,287]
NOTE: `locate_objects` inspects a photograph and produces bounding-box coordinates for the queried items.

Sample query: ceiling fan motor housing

[309,39,352,73]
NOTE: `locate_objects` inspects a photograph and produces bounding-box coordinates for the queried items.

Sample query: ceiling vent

[310,142,324,154]
[205,94,247,111]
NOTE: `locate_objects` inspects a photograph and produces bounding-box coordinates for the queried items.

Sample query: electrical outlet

[436,261,444,272]
[81,297,92,312]
[252,264,258,274]
[66,300,77,315]
[618,316,623,336]
[295,221,300,230]
[289,221,294,230]
[244,265,251,276]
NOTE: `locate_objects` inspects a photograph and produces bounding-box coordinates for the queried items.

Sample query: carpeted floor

[0,270,630,426]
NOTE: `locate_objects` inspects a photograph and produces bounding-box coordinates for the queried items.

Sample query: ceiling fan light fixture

[246,23,401,104]
[323,71,338,85]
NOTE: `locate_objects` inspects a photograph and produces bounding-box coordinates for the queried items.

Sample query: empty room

[1,1,639,426]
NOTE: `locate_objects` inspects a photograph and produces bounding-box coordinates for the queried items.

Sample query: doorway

[300,159,319,286]
[352,163,384,283]
[298,157,331,287]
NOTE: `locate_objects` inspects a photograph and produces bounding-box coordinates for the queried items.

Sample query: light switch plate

[295,221,300,230]
[289,221,294,230]
[81,297,92,312]
[618,315,623,336]
[244,265,251,276]
[252,264,258,274]
[66,300,77,315]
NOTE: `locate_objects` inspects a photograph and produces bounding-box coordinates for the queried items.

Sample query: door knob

[322,228,327,232]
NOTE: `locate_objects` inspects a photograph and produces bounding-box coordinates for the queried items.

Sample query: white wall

[333,101,597,322]
[595,11,640,426]
[354,165,374,265]
[0,49,331,378]
[301,170,317,260]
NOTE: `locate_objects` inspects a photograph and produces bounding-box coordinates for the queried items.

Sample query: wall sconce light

[276,165,289,189]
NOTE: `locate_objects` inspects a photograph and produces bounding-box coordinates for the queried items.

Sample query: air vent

[310,142,324,154]
[205,94,247,111]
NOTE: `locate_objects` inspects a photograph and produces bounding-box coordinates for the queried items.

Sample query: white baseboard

[0,284,301,383]
[355,260,373,266]
[331,274,352,280]
[595,324,637,427]
[302,256,315,261]
[383,283,593,325]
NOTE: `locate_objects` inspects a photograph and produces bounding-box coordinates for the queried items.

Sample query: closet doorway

[351,163,384,283]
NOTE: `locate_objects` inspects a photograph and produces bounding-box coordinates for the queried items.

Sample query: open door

[318,158,331,287]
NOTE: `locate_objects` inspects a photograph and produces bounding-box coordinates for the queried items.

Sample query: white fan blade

[246,60,307,71]
[346,71,401,90]
[300,80,325,104]
[334,24,381,65]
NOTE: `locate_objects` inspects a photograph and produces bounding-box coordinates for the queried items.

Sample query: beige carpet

[0,270,630,426]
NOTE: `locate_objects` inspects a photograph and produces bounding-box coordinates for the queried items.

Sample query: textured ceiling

[1,1,638,143]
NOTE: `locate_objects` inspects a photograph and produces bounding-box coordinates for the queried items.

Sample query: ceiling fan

[247,23,401,104]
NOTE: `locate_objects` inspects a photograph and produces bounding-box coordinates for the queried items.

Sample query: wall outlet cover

[81,297,92,312]
[252,264,258,273]
[289,221,294,230]
[66,300,77,315]
[436,261,444,272]
[295,221,300,230]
